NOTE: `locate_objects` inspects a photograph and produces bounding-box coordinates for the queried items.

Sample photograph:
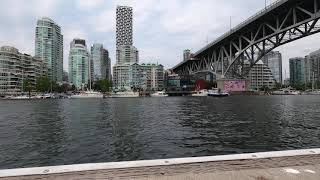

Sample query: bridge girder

[173,0,320,79]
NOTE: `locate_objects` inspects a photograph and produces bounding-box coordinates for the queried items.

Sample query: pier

[1,149,320,179]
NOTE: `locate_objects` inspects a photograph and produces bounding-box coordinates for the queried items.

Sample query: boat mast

[312,72,315,92]
[89,56,92,91]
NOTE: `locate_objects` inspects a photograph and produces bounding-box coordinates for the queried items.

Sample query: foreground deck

[1,149,320,180]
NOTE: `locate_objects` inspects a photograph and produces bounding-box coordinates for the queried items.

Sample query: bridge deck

[1,149,320,180]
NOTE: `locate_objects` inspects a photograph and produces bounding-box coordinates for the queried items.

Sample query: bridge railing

[195,0,286,56]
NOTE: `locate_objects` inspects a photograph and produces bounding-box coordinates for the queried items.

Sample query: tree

[36,76,51,92]
[94,79,112,93]
[260,85,270,92]
[22,79,33,96]
[273,83,282,90]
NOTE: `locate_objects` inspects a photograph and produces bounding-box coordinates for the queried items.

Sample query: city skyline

[2,0,320,75]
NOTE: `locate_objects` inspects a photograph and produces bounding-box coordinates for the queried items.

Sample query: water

[0,96,320,169]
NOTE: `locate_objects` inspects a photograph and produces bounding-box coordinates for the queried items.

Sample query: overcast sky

[1,0,320,77]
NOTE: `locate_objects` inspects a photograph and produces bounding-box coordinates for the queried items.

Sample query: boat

[272,89,300,95]
[192,89,208,97]
[6,95,31,100]
[71,91,104,99]
[151,91,168,97]
[208,89,229,97]
[110,91,140,98]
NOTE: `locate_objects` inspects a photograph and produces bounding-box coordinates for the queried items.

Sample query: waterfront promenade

[1,149,320,179]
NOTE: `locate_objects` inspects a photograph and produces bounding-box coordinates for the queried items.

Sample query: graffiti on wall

[224,80,246,92]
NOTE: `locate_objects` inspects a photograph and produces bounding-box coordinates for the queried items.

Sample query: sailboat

[71,58,103,99]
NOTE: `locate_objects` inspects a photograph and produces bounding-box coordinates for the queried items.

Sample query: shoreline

[1,148,320,179]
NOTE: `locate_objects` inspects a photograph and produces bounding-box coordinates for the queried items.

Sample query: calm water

[0,96,320,169]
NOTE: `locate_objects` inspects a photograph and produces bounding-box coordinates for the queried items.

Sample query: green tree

[94,79,112,93]
[273,83,282,90]
[293,83,305,91]
[22,79,33,96]
[36,76,51,92]
[260,86,270,92]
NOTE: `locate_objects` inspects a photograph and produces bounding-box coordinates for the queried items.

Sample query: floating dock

[1,149,320,179]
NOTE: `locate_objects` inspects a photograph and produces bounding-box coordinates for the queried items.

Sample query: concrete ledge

[1,148,320,178]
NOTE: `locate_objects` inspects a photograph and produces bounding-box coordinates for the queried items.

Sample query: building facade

[116,6,133,48]
[35,17,63,83]
[113,63,164,91]
[68,39,90,90]
[0,46,46,95]
[305,49,320,84]
[289,57,305,86]
[91,44,111,82]
[263,51,283,84]
[245,60,275,90]
[113,63,142,91]
[140,63,164,91]
[116,45,139,64]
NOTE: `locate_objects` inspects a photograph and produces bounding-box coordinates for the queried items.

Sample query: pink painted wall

[224,80,247,92]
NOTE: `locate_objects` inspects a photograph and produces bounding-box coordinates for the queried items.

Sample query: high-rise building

[115,6,138,65]
[183,49,191,61]
[289,57,305,86]
[263,51,283,84]
[68,39,90,90]
[113,5,140,89]
[35,17,63,83]
[116,6,133,48]
[0,46,47,95]
[245,60,275,90]
[305,49,320,84]
[91,44,111,82]
[105,51,112,82]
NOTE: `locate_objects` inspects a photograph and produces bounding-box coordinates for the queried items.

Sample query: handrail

[194,0,287,56]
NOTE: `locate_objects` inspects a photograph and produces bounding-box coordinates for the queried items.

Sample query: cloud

[76,0,105,10]
[1,0,320,75]
[90,9,115,33]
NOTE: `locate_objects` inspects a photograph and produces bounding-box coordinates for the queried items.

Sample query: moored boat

[208,89,229,97]
[272,89,300,95]
[109,91,140,98]
[192,89,208,97]
[71,91,104,99]
[151,91,168,97]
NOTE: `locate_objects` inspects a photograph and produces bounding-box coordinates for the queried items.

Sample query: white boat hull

[71,91,104,99]
[109,92,140,98]
[71,95,104,99]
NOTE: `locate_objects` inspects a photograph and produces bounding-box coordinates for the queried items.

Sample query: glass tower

[68,39,90,90]
[35,17,63,82]
[91,44,111,81]
[289,57,305,86]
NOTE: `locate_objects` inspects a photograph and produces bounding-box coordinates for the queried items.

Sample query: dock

[1,149,320,179]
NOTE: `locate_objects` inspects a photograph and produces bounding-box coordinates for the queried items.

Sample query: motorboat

[151,91,168,97]
[208,89,229,97]
[71,91,104,99]
[192,89,208,97]
[109,91,140,98]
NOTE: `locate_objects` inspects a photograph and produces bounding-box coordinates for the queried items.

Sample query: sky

[1,0,320,78]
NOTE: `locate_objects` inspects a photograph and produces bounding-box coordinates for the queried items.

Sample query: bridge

[172,0,320,79]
